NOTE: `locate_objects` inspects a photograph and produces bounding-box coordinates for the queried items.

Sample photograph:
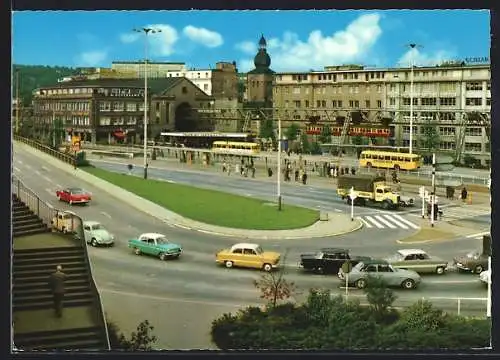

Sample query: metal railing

[14,135,76,166]
[11,175,110,350]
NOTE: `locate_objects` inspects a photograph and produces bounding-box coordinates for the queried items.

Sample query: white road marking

[24,164,32,169]
[425,280,480,284]
[166,180,176,184]
[35,170,41,176]
[365,216,384,229]
[42,176,53,183]
[383,214,409,229]
[466,231,490,238]
[100,211,112,219]
[358,217,373,228]
[334,209,342,212]
[245,194,253,197]
[16,160,23,165]
[41,166,49,171]
[13,167,20,172]
[392,214,420,229]
[374,215,397,229]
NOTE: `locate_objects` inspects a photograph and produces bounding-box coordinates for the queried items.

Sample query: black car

[299,248,372,275]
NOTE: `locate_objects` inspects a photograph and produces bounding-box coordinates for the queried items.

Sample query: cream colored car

[216,243,281,272]
[51,210,78,233]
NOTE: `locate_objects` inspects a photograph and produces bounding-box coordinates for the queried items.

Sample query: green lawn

[84,167,320,230]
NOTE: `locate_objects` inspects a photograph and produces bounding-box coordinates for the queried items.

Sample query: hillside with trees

[13,64,79,105]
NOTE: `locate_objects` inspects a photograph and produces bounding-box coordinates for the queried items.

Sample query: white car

[83,221,115,247]
[479,270,491,286]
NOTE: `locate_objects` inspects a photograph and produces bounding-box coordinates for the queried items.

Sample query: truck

[336,174,401,210]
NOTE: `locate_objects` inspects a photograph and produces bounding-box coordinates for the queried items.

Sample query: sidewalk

[87,154,491,207]
[16,142,363,240]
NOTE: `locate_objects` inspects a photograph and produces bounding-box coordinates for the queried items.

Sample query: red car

[56,187,92,205]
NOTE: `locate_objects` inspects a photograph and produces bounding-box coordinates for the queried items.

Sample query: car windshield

[70,188,84,194]
[466,250,480,258]
[91,224,103,230]
[255,246,264,255]
[156,236,169,244]
[387,252,404,261]
[353,262,364,271]
[315,252,324,259]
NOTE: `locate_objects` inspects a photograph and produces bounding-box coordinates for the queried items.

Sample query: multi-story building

[111,61,186,79]
[272,63,490,165]
[31,77,214,144]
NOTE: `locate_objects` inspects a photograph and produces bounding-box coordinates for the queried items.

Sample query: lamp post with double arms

[133,27,162,179]
[407,43,423,154]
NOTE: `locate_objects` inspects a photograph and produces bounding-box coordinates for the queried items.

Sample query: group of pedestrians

[323,163,356,178]
[222,159,256,178]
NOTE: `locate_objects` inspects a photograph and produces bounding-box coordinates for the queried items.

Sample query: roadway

[13,145,488,349]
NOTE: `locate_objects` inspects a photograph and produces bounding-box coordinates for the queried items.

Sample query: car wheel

[225,260,233,268]
[316,267,324,274]
[474,265,484,274]
[159,253,166,261]
[91,238,97,247]
[263,263,273,272]
[134,248,141,255]
[401,279,415,290]
[436,266,445,275]
[355,279,367,289]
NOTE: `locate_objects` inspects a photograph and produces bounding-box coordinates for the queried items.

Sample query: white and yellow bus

[212,141,261,156]
[359,150,422,171]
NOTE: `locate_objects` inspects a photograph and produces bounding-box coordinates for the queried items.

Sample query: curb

[16,142,363,240]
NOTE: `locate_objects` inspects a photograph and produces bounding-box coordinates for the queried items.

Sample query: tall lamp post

[134,27,162,179]
[407,43,422,154]
[276,113,282,211]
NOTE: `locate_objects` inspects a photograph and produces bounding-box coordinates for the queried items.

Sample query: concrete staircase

[12,195,51,237]
[12,196,108,350]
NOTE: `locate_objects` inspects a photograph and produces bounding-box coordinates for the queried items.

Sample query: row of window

[36,102,91,111]
[402,126,484,137]
[283,84,383,95]
[284,99,383,109]
[400,140,486,153]
[392,97,490,107]
[99,101,148,112]
[99,116,140,126]
[466,82,491,91]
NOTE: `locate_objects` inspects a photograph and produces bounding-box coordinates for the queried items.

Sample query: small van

[51,210,77,233]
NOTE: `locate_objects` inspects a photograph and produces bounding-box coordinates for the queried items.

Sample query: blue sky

[13,10,490,72]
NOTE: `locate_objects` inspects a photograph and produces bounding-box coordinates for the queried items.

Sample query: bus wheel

[367,162,372,168]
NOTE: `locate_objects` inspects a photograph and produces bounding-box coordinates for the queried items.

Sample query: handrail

[11,174,110,349]
[14,135,76,167]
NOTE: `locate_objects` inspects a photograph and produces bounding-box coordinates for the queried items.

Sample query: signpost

[431,153,436,227]
[349,187,357,222]
[419,186,425,218]
[341,260,352,301]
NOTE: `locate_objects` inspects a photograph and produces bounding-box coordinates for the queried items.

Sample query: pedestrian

[351,167,356,175]
[334,167,338,178]
[48,265,67,318]
[461,187,468,202]
[222,161,227,173]
[268,168,273,177]
[251,166,255,178]
[295,169,299,182]
[302,172,308,185]
[127,164,133,175]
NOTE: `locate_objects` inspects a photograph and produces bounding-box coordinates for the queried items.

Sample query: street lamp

[407,43,423,154]
[277,113,282,211]
[134,27,162,179]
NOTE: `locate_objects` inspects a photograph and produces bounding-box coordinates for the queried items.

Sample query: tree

[285,123,299,142]
[260,119,275,140]
[106,319,158,350]
[351,136,363,146]
[253,252,296,308]
[363,276,398,323]
[300,133,311,153]
[310,142,322,155]
[318,125,331,144]
[419,118,440,153]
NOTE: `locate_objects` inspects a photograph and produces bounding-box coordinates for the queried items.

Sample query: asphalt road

[13,145,488,349]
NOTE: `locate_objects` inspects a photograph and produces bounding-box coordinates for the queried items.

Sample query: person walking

[48,265,67,318]
[461,187,468,203]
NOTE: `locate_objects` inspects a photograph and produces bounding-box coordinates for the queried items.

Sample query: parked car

[398,194,415,207]
[128,233,182,260]
[479,270,491,286]
[83,221,115,247]
[338,259,421,290]
[385,249,448,275]
[56,187,92,205]
[299,248,371,274]
[51,210,77,233]
[215,243,280,272]
[453,249,489,274]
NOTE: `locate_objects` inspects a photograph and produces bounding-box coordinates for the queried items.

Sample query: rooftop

[231,243,260,250]
[397,249,427,256]
[112,61,185,65]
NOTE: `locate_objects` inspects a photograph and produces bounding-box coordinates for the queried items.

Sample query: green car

[128,233,182,261]
[385,249,448,275]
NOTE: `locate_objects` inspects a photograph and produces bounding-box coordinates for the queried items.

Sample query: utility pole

[134,27,162,180]
[52,110,56,148]
[430,153,436,227]
[407,43,423,154]
[277,113,282,211]
[15,69,20,134]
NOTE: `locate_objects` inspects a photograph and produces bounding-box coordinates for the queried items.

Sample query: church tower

[245,34,274,106]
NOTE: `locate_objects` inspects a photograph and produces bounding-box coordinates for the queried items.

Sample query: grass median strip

[83,167,320,230]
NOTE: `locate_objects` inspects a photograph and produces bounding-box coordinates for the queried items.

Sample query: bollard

[457,298,461,316]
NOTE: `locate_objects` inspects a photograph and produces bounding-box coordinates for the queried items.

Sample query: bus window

[398,156,404,161]
[404,158,410,162]
[384,156,391,161]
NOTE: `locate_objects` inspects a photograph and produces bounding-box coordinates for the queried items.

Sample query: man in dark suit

[48,265,67,317]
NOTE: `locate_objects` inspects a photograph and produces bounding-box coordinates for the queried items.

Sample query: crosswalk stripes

[441,206,490,221]
[358,214,420,230]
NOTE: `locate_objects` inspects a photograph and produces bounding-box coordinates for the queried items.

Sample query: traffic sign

[349,187,357,200]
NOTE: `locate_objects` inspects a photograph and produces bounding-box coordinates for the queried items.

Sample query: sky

[12,10,490,72]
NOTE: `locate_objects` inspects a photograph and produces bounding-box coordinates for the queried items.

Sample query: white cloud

[78,50,108,67]
[235,41,257,55]
[119,24,179,56]
[182,25,223,48]
[236,13,383,72]
[397,47,457,67]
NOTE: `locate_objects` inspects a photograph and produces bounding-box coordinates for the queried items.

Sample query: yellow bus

[212,141,261,155]
[359,150,422,171]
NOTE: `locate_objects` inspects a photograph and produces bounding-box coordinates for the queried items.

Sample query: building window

[464,143,482,152]
[390,84,396,91]
[365,100,370,108]
[182,87,188,94]
[332,100,337,108]
[439,82,455,92]
[486,98,491,106]
[439,141,456,150]
[113,102,124,111]
[293,87,300,94]
[377,100,382,108]
[465,127,483,136]
[316,100,321,108]
[333,74,337,82]
[354,100,359,108]
[99,116,111,126]
[402,126,418,134]
[402,97,411,106]
[439,127,455,136]
[294,100,301,108]
[99,101,111,111]
[421,98,437,106]
[322,100,326,108]
[204,84,209,92]
[305,100,310,108]
[338,100,343,108]
[440,112,456,121]
[126,102,137,112]
[389,98,396,106]
[466,82,482,91]
[487,82,491,91]
[439,97,456,106]
[284,100,289,108]
[465,98,482,106]
[343,74,348,80]
[349,100,354,108]
[328,74,332,80]
[420,112,436,121]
